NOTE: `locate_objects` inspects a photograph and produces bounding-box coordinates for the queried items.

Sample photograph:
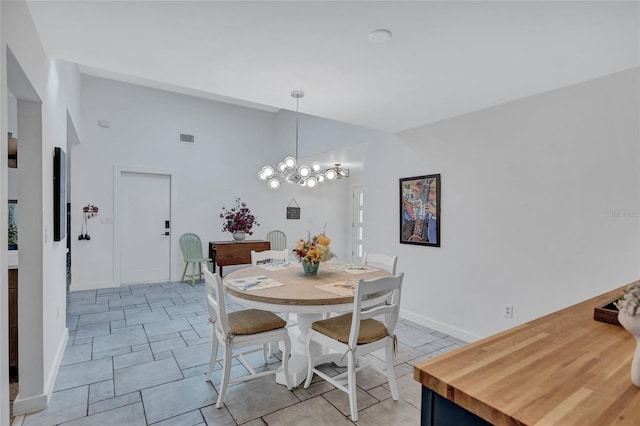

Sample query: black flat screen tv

[53,147,66,241]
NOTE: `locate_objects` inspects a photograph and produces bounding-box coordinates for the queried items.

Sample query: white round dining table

[223,261,392,387]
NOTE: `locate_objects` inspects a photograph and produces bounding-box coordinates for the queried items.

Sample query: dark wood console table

[208,240,270,275]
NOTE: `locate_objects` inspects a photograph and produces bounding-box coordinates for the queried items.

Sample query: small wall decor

[400,174,440,246]
[286,198,301,220]
[78,204,99,241]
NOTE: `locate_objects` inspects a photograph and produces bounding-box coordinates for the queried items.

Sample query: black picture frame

[400,174,441,247]
[53,147,66,242]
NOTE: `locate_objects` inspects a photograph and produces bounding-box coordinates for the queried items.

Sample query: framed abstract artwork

[400,174,440,247]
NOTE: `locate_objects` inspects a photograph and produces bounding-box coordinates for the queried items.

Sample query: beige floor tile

[354,367,390,391]
[322,386,379,419]
[356,398,420,425]
[222,375,300,424]
[370,373,422,410]
[394,373,422,409]
[238,419,266,426]
[367,384,392,402]
[262,396,354,426]
[293,380,335,401]
[199,404,238,425]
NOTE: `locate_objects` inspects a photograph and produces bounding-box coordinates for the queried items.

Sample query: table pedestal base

[275,312,345,387]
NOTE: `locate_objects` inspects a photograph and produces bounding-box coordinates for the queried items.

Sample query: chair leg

[283,335,292,390]
[216,346,233,409]
[347,352,358,422]
[191,262,196,286]
[386,340,399,401]
[181,262,189,282]
[206,335,219,381]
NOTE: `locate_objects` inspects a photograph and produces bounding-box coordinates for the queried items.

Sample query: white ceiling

[26,1,639,133]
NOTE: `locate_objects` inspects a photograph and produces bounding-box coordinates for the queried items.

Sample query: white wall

[72,76,367,289]
[1,0,82,417]
[0,2,7,421]
[365,68,640,341]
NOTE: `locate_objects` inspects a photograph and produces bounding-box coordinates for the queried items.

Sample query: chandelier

[325,163,349,180]
[258,90,347,190]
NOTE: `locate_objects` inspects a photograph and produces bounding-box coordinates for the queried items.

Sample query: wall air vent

[179,133,195,144]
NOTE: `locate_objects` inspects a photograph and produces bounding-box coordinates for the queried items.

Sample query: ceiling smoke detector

[368,29,392,43]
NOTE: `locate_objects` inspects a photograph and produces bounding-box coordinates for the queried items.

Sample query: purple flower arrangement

[220,197,260,234]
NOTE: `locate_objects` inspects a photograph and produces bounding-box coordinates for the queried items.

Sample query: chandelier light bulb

[325,169,337,180]
[268,178,280,190]
[262,165,274,178]
[312,162,322,172]
[278,162,287,172]
[317,174,325,183]
[284,156,296,169]
[307,177,318,188]
[298,165,311,178]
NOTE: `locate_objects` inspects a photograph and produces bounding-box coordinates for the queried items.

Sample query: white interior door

[120,172,171,284]
[352,186,364,263]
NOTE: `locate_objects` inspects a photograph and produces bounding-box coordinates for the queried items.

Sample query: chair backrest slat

[180,233,204,260]
[362,252,398,275]
[348,273,404,349]
[266,230,287,251]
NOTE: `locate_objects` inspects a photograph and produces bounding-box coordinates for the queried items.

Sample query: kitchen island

[414,285,640,425]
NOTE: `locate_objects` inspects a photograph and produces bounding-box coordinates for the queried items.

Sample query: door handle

[161,231,170,236]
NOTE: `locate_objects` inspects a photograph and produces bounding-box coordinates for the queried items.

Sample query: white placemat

[331,264,379,275]
[257,262,296,271]
[227,276,285,291]
[316,280,357,296]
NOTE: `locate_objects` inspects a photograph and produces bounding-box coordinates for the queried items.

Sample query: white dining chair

[266,230,287,251]
[251,249,289,265]
[251,249,294,356]
[304,273,404,422]
[204,266,291,408]
[362,251,398,274]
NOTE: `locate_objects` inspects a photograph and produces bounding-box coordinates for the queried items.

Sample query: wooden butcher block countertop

[414,285,640,425]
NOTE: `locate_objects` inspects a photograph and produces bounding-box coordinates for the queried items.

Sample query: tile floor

[13,281,467,426]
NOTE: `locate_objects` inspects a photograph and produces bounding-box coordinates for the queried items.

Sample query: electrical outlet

[504,304,513,318]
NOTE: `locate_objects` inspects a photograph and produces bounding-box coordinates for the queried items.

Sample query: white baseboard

[12,329,69,416]
[400,308,483,343]
[69,281,117,292]
[45,328,68,397]
[12,391,47,416]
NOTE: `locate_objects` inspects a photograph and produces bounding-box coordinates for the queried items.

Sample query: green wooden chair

[179,233,211,286]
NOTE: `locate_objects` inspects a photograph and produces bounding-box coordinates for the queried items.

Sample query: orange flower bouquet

[293,233,334,275]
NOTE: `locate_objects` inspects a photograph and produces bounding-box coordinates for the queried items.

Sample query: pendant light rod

[291,90,304,161]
